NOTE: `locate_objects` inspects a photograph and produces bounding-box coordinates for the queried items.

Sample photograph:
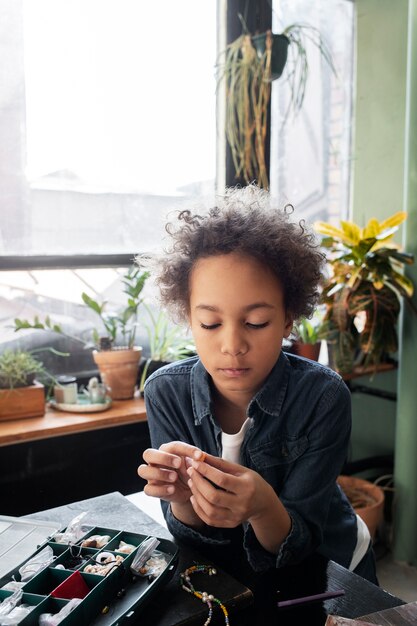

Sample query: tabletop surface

[24,492,405,626]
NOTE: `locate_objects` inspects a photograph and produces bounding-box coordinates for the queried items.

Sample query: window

[270,0,354,224]
[1,0,217,259]
[0,1,216,362]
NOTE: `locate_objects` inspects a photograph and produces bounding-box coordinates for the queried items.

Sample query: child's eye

[200,322,221,330]
[246,322,270,329]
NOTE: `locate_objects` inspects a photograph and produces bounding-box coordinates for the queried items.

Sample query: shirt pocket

[247,435,309,488]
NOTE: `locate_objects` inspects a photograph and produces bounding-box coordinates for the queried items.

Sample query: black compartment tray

[0,523,178,626]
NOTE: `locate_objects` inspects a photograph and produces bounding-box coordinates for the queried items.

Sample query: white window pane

[1,1,217,256]
[270,0,354,224]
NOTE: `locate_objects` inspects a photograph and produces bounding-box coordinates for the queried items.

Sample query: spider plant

[138,304,195,394]
[314,212,415,374]
[14,267,150,350]
[217,22,335,189]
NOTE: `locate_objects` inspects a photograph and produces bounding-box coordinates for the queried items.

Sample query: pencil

[277,589,345,608]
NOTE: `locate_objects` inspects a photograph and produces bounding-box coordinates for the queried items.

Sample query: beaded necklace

[180,564,230,625]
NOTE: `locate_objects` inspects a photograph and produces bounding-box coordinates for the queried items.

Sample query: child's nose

[220,327,248,356]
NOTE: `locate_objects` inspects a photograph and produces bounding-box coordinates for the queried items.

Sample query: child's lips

[219,367,250,378]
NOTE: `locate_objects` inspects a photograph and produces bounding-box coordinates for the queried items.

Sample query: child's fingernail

[188,479,193,488]
[167,485,175,494]
[172,458,181,468]
[168,472,176,481]
[194,450,205,461]
[185,456,193,467]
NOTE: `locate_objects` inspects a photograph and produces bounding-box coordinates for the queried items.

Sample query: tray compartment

[76,527,118,549]
[24,567,101,597]
[81,550,128,578]
[0,591,48,626]
[53,546,99,572]
[21,596,72,626]
[1,542,62,588]
[105,531,148,555]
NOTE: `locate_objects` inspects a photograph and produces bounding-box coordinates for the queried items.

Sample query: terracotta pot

[292,341,321,361]
[93,347,142,400]
[337,475,385,540]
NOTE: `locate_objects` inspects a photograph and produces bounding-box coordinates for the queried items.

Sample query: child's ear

[283,315,294,338]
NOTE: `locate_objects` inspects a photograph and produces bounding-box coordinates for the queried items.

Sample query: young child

[137,185,377,596]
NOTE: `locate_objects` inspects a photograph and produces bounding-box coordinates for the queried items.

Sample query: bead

[180,564,228,625]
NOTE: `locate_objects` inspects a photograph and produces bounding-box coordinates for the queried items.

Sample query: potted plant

[217,22,335,188]
[337,475,385,541]
[14,267,150,400]
[138,305,195,395]
[291,309,325,361]
[0,350,49,420]
[314,212,415,375]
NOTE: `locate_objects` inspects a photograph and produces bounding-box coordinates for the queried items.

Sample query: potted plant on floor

[217,21,335,188]
[337,475,385,541]
[14,267,150,400]
[138,305,195,396]
[314,212,415,375]
[0,350,50,420]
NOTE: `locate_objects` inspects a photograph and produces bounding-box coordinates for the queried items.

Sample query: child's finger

[142,447,182,469]
[188,460,239,494]
[188,469,235,508]
[192,451,242,475]
[144,482,176,499]
[137,463,178,484]
[160,441,205,460]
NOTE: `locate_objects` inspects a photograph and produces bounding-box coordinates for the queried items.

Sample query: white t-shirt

[349,513,371,570]
[221,417,252,463]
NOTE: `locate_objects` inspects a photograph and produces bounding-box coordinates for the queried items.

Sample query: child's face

[188,252,293,404]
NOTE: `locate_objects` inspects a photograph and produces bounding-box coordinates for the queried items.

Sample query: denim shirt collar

[190,351,290,425]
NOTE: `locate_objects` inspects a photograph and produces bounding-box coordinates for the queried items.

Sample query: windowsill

[0,396,147,447]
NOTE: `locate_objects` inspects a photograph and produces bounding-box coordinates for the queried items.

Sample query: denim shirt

[144,351,357,572]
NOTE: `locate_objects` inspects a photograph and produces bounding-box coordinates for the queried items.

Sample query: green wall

[393,0,417,564]
[352,0,417,563]
[350,0,408,462]
[352,0,408,225]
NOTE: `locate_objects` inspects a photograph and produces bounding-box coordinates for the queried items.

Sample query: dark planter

[252,32,290,80]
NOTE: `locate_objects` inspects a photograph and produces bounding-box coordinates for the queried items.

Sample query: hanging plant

[217,22,335,189]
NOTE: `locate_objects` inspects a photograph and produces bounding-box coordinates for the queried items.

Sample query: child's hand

[137,441,205,505]
[186,452,273,528]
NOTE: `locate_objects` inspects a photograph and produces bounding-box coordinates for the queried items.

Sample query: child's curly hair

[154,185,325,323]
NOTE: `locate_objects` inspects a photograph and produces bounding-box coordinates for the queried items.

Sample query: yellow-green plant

[314,212,415,374]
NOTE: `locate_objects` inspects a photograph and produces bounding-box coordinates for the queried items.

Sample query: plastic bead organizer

[0,524,179,626]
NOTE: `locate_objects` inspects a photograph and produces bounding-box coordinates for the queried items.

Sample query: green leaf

[81,292,104,315]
